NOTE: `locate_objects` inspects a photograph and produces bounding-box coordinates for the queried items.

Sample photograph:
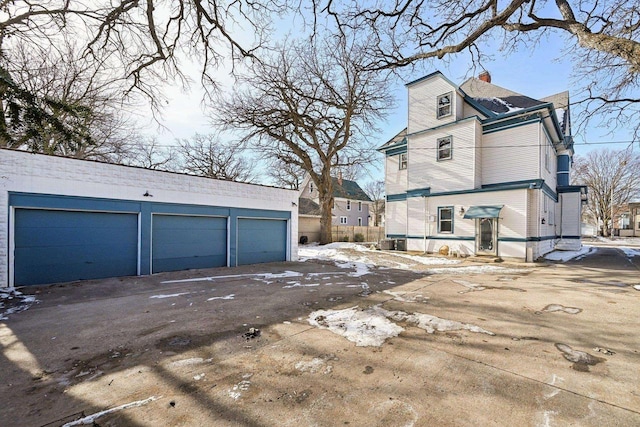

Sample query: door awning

[463,205,504,219]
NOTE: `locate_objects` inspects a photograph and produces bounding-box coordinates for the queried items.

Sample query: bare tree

[319,0,640,137]
[124,137,180,171]
[216,36,393,243]
[1,34,143,157]
[363,180,385,227]
[0,1,288,147]
[573,148,640,236]
[177,134,255,182]
[267,159,305,190]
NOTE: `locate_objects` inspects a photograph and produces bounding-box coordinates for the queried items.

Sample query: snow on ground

[0,289,38,320]
[308,305,495,347]
[426,265,529,274]
[299,242,464,274]
[620,247,640,258]
[162,271,302,284]
[544,246,594,262]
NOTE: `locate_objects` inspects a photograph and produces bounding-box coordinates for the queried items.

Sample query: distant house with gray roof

[299,175,373,229]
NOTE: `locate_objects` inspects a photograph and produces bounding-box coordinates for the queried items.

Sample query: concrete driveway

[1,247,639,426]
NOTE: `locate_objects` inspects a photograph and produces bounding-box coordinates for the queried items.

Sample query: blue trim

[378,138,407,153]
[9,192,291,283]
[461,93,496,118]
[408,235,475,241]
[463,205,503,219]
[499,236,557,242]
[405,71,457,88]
[541,182,558,202]
[557,185,587,194]
[406,116,479,138]
[406,187,431,198]
[385,145,408,156]
[387,194,407,202]
[482,103,554,124]
[388,179,558,200]
[482,115,541,134]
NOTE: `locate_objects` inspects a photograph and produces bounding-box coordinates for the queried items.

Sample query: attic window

[437,92,452,118]
[437,136,452,161]
[399,152,408,170]
[310,182,313,193]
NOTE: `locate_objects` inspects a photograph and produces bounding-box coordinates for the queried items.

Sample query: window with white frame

[438,206,454,233]
[340,216,348,224]
[358,217,362,226]
[437,92,452,119]
[437,136,452,161]
[358,201,362,211]
[545,141,551,172]
[309,182,313,193]
[399,152,407,170]
[346,200,351,211]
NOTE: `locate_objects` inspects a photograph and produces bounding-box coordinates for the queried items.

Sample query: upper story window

[340,216,348,224]
[438,206,454,233]
[437,92,452,119]
[309,182,313,193]
[358,201,362,211]
[346,200,351,211]
[399,152,407,170]
[545,142,551,172]
[437,136,452,161]
[358,217,362,226]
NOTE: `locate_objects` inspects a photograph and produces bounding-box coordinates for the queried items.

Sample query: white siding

[385,153,407,196]
[385,200,407,236]
[407,119,479,193]
[540,126,557,189]
[407,77,457,134]
[482,123,540,185]
[560,192,581,236]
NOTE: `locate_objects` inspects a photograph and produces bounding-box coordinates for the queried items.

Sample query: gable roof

[378,128,407,151]
[332,177,372,202]
[460,77,569,134]
[298,197,322,216]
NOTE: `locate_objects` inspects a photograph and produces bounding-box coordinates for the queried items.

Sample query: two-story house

[379,71,587,261]
[300,175,372,226]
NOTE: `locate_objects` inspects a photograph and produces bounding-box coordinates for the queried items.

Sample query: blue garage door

[152,215,227,273]
[14,209,139,286]
[237,219,287,265]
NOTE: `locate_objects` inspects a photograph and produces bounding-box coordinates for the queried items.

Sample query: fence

[331,226,384,243]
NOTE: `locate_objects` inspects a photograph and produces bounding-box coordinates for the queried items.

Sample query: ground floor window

[358,217,362,226]
[438,206,453,233]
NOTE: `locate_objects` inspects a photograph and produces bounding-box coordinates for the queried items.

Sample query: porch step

[555,239,582,251]
[467,256,503,263]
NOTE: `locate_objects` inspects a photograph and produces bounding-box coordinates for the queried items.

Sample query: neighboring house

[299,175,373,226]
[379,70,587,261]
[619,202,640,237]
[298,198,323,243]
[0,148,298,288]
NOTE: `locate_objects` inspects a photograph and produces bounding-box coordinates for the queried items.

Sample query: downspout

[423,195,428,253]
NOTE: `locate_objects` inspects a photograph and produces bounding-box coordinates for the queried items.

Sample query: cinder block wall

[0,149,298,287]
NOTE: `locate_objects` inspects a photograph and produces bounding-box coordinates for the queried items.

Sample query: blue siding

[237,219,287,265]
[14,209,138,286]
[152,215,227,273]
[10,192,291,285]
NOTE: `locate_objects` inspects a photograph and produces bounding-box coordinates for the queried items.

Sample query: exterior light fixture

[459,207,465,216]
[143,191,153,197]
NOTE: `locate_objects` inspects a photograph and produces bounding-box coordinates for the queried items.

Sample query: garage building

[1,149,298,287]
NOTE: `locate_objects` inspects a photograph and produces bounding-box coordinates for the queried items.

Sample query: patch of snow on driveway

[308,306,405,347]
[309,305,494,347]
[0,289,38,320]
[149,292,192,299]
[545,246,593,262]
[427,265,529,274]
[620,247,640,258]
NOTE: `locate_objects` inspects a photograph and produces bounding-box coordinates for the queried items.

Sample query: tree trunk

[319,192,333,244]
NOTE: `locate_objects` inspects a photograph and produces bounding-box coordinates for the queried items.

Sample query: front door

[476,218,498,256]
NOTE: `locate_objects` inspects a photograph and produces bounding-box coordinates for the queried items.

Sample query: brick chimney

[478,71,491,83]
